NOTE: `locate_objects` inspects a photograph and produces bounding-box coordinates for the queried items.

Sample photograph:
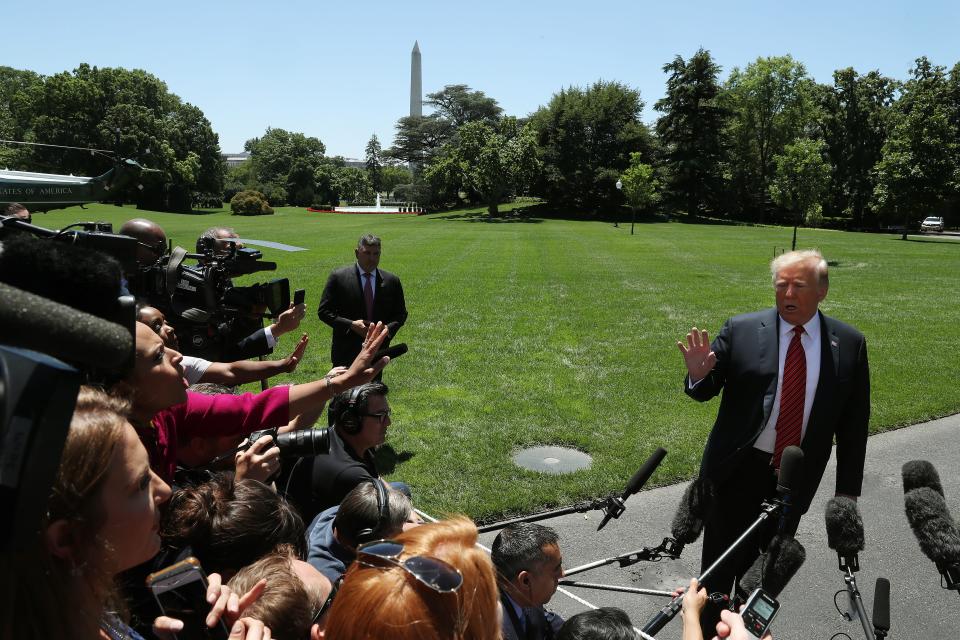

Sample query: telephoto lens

[275,428,331,457]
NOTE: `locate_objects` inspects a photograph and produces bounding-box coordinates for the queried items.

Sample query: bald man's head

[120,218,167,267]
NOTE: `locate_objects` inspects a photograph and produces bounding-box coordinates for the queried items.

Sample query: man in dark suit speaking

[677,249,869,612]
[318,234,408,368]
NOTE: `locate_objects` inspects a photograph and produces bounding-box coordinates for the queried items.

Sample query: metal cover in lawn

[513,446,592,474]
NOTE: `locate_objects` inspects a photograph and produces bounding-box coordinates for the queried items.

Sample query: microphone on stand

[597,447,667,531]
[667,476,714,555]
[903,485,960,592]
[825,496,865,572]
[736,535,806,604]
[902,460,943,496]
[872,578,890,639]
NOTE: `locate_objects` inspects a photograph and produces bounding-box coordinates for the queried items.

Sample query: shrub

[230,190,274,216]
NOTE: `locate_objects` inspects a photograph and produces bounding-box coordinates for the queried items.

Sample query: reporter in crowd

[305,480,416,584]
[555,607,635,640]
[0,387,259,639]
[138,305,309,386]
[119,319,390,483]
[677,578,773,640]
[492,523,566,640]
[322,516,499,640]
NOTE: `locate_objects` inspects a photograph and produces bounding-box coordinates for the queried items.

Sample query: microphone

[872,577,890,639]
[902,460,944,496]
[825,496,865,572]
[597,447,667,531]
[904,486,960,590]
[737,535,807,602]
[0,282,134,372]
[669,477,714,552]
[776,446,804,496]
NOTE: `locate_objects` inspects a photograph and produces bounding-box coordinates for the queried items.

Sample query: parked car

[921,216,944,233]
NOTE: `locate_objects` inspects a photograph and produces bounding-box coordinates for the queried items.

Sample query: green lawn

[34,204,960,521]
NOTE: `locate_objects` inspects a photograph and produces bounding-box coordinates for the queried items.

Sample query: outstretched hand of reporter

[712,608,772,640]
[338,321,391,387]
[281,333,309,373]
[153,574,266,639]
[234,435,281,484]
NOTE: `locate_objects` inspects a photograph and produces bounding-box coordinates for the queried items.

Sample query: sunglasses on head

[356,539,464,593]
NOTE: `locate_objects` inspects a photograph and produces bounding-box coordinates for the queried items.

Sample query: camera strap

[164,246,188,305]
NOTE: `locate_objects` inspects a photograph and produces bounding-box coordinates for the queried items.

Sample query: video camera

[133,236,291,360]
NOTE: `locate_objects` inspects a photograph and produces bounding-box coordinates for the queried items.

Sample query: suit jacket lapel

[759,309,779,427]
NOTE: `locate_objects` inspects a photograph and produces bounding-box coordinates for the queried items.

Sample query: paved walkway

[477,413,960,639]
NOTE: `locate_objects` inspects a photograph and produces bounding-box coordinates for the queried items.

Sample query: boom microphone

[738,535,807,601]
[902,460,944,496]
[0,282,133,372]
[872,578,890,639]
[904,486,960,590]
[825,496,865,571]
[670,477,714,549]
[597,447,667,531]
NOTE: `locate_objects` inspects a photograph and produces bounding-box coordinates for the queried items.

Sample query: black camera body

[246,427,332,458]
[133,239,290,361]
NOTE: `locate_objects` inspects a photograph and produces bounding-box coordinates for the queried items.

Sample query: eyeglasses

[361,409,392,424]
[311,575,341,626]
[356,539,463,593]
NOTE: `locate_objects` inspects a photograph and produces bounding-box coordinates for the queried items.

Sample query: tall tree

[365,134,383,193]
[244,127,325,204]
[424,84,502,126]
[722,55,818,219]
[769,138,831,248]
[654,49,726,217]
[529,80,652,212]
[816,68,896,227]
[426,117,540,216]
[872,57,958,238]
[619,152,660,213]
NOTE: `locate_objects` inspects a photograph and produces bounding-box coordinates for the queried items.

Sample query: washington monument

[410,41,422,118]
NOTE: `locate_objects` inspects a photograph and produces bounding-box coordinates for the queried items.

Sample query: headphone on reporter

[354,479,391,544]
[336,386,366,435]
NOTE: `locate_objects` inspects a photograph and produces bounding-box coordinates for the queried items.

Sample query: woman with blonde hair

[322,516,500,640]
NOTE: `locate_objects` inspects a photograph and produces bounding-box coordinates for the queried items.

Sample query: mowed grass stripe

[34,204,960,520]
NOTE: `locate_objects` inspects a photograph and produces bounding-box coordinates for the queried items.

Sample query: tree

[287,158,315,206]
[334,167,374,204]
[816,68,896,227]
[424,84,502,126]
[529,80,653,212]
[365,134,383,193]
[654,49,726,216]
[722,55,818,219]
[768,139,830,248]
[245,127,326,192]
[380,165,413,196]
[385,115,455,168]
[426,117,540,216]
[620,152,660,213]
[872,58,958,239]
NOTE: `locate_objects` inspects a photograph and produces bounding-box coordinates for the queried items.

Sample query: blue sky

[6,1,958,158]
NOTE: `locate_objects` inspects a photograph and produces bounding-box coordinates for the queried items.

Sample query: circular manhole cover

[512,446,592,474]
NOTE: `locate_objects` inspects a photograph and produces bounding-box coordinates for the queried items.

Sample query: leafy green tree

[769,139,830,247]
[424,84,502,126]
[230,189,273,215]
[816,68,896,227]
[722,55,818,219]
[287,158,315,206]
[334,167,374,204]
[365,134,383,192]
[654,49,726,216]
[426,117,540,216]
[245,127,326,194]
[380,165,413,196]
[529,80,652,212]
[619,152,660,212]
[0,66,42,168]
[872,58,958,238]
[385,115,455,168]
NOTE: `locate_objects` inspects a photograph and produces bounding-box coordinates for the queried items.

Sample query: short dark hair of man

[491,522,560,581]
[332,382,388,433]
[333,481,413,548]
[556,607,635,640]
[197,226,237,253]
[357,233,381,249]
[4,202,28,217]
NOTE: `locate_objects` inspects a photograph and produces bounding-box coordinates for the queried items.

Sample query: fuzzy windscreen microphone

[902,460,944,497]
[671,477,715,546]
[738,535,807,599]
[825,496,865,570]
[904,487,960,570]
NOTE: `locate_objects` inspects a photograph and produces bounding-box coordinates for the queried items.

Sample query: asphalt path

[477,413,960,639]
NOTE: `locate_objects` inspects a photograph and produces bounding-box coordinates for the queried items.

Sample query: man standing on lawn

[677,248,869,628]
[317,233,407,369]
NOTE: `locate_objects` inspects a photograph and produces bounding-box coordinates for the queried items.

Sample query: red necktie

[363,272,374,321]
[773,325,805,468]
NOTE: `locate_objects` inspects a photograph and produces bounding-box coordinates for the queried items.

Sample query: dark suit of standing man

[677,249,869,620]
[317,234,407,368]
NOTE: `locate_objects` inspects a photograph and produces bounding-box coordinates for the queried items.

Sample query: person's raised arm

[200,334,310,385]
[287,323,390,417]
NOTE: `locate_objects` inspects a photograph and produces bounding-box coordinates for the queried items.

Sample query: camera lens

[276,428,330,458]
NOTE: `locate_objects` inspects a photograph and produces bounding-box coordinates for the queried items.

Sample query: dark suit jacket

[317,264,408,366]
[499,592,564,640]
[686,308,870,514]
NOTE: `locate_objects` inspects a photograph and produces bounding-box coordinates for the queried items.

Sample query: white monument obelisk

[410,41,422,118]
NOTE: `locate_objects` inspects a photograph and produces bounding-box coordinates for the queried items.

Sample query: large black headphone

[337,386,365,435]
[354,479,390,545]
